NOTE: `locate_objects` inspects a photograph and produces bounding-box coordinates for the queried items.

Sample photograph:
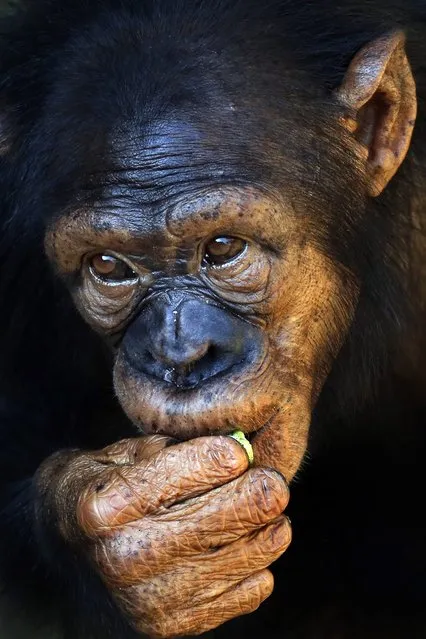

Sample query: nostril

[184,343,237,385]
[144,350,156,365]
[140,341,212,380]
[139,338,245,388]
[198,344,218,371]
[171,345,215,380]
[175,344,216,377]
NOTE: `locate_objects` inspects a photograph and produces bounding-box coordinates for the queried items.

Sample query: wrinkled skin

[37,435,291,637]
[45,31,417,485]
[33,27,418,639]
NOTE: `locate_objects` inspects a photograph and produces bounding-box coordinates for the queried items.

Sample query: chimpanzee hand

[36,436,291,638]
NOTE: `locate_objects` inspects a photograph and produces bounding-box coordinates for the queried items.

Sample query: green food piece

[229,430,254,465]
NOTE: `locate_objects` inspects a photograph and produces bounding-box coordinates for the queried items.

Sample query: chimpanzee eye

[203,236,247,267]
[89,254,138,283]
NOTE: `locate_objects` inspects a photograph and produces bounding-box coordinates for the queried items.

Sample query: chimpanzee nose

[123,291,259,389]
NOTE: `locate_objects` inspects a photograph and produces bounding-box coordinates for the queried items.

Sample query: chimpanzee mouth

[230,408,280,443]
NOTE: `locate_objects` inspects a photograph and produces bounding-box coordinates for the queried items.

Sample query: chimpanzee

[0,0,425,637]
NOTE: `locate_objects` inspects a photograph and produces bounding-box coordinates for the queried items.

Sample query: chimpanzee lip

[246,425,265,443]
[247,431,258,442]
[240,409,280,443]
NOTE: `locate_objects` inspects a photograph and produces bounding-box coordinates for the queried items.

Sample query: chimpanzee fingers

[155,467,289,551]
[79,436,249,533]
[131,570,274,638]
[88,469,288,582]
[199,515,292,582]
[171,517,290,603]
[99,514,290,587]
[91,435,177,465]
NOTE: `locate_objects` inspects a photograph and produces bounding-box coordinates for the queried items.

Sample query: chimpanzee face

[50,185,357,479]
[46,29,416,480]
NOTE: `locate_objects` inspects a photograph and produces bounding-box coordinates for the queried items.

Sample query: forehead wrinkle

[105,117,250,196]
[111,119,204,170]
[144,119,204,157]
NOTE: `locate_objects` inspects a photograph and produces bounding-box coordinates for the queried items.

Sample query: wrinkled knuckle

[261,469,290,510]
[205,436,247,474]
[257,569,275,596]
[244,583,265,611]
[246,468,289,517]
[225,573,271,618]
[76,491,103,536]
[245,571,274,608]
[255,518,292,559]
[77,485,118,536]
[95,439,133,463]
[269,517,292,553]
[136,435,176,461]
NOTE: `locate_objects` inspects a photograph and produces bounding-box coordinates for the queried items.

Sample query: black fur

[0,1,425,637]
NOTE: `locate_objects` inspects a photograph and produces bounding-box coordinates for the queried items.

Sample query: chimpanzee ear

[336,31,417,196]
